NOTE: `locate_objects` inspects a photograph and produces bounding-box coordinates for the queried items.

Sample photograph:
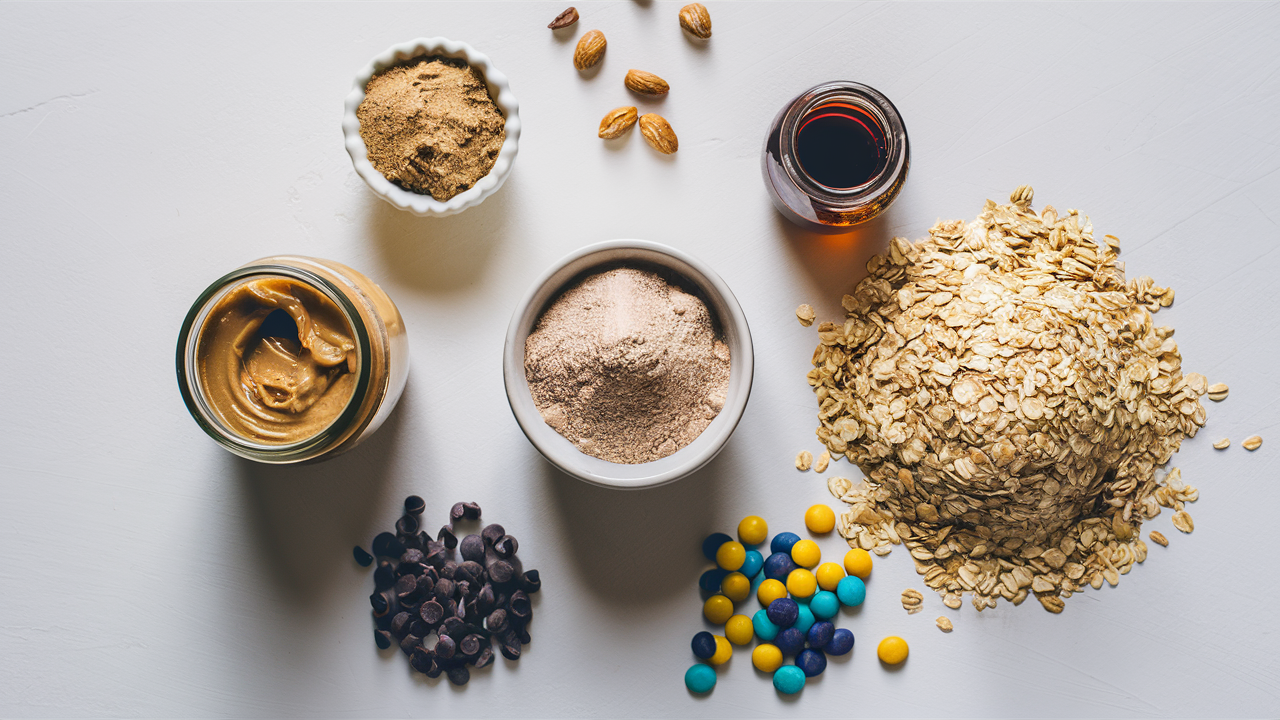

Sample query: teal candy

[794,602,815,634]
[809,590,839,619]
[752,609,779,641]
[740,550,764,579]
[751,572,766,595]
[685,664,717,693]
[772,665,805,695]
[836,575,866,606]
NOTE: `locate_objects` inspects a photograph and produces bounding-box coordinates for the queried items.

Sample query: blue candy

[826,628,855,656]
[699,568,728,595]
[807,621,835,650]
[752,609,779,641]
[740,550,764,579]
[775,627,805,656]
[691,631,717,660]
[766,598,798,628]
[772,665,806,695]
[763,552,797,581]
[770,532,801,555]
[836,575,867,607]
[685,663,717,693]
[796,648,827,677]
[794,602,815,634]
[809,590,839,619]
[702,533,733,561]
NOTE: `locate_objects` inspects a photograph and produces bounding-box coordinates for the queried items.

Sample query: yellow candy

[805,504,836,534]
[757,578,788,607]
[844,548,873,579]
[877,635,909,665]
[704,595,734,625]
[737,515,768,546]
[725,614,754,645]
[709,635,733,665]
[815,562,845,592]
[790,539,821,568]
[752,643,783,672]
[721,572,751,602]
[786,568,817,599]
[716,541,746,571]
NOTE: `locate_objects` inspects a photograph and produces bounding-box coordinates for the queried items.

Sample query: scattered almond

[678,3,712,38]
[1213,438,1230,449]
[573,29,606,70]
[1243,435,1262,451]
[796,303,816,327]
[598,106,638,139]
[638,113,678,154]
[548,6,578,29]
[1149,530,1168,547]
[624,69,669,96]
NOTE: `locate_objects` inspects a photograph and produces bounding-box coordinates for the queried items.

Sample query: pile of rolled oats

[811,187,1208,613]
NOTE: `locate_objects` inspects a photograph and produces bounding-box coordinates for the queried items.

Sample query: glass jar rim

[174,263,374,463]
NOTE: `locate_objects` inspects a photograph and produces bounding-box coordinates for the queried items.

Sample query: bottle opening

[795,102,888,191]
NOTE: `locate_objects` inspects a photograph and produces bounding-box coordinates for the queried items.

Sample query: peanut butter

[196,277,358,444]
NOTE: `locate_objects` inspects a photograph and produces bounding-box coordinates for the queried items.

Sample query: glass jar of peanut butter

[176,256,409,463]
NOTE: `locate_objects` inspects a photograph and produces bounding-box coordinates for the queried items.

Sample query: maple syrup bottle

[763,81,909,232]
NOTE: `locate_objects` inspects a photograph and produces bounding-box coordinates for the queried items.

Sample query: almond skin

[599,106,639,139]
[679,3,712,39]
[573,29,607,70]
[624,69,670,96]
[639,113,678,154]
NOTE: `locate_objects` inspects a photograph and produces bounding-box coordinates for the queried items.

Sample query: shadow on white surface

[775,205,896,318]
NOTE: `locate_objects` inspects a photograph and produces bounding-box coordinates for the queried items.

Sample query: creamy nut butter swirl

[197,277,358,443]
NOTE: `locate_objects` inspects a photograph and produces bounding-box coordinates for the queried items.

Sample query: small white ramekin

[342,37,521,217]
[504,240,755,490]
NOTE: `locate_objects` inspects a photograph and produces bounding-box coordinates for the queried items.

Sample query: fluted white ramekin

[342,37,520,217]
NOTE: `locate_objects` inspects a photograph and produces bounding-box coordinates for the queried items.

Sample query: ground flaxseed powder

[357,56,505,201]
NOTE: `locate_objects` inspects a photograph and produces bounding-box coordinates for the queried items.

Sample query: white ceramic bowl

[342,37,520,217]
[504,240,754,490]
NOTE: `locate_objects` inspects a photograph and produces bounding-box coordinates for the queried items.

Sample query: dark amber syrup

[795,102,888,190]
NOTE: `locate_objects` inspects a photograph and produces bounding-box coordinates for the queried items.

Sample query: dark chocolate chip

[375,564,397,591]
[409,620,428,638]
[476,584,496,615]
[480,524,506,547]
[404,495,426,515]
[425,657,443,678]
[418,575,435,596]
[390,612,412,639]
[374,629,393,649]
[438,526,458,549]
[399,633,421,655]
[442,617,467,639]
[394,573,417,600]
[508,590,531,620]
[494,535,518,559]
[453,564,474,585]
[400,549,424,566]
[462,502,482,520]
[498,632,521,660]
[520,569,541,593]
[372,532,404,558]
[446,664,470,686]
[370,592,390,615]
[455,580,472,600]
[460,633,482,657]
[396,514,420,536]
[488,560,514,585]
[375,613,393,631]
[455,599,468,621]
[486,608,509,634]
[353,545,374,567]
[459,560,485,582]
[399,531,422,550]
[450,503,466,523]
[409,646,432,673]
[460,534,485,563]
[473,645,494,668]
[424,542,447,568]
[440,561,458,580]
[420,599,444,625]
[515,623,531,645]
[435,634,456,660]
[434,578,455,602]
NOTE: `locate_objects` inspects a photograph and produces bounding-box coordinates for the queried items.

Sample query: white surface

[2,2,1279,717]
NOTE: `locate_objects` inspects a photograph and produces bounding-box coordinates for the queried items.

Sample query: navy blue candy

[775,627,805,656]
[796,648,827,677]
[763,552,797,581]
[807,621,835,650]
[766,598,799,628]
[702,533,733,561]
[691,631,717,660]
[826,628,855,656]
[770,532,801,555]
[698,568,728,594]
[740,550,764,579]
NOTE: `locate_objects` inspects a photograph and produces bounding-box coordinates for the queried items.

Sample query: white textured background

[2,2,1279,717]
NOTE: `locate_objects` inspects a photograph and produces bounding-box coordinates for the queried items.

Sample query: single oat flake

[796,304,817,327]
[1207,382,1229,402]
[1213,438,1230,449]
[814,450,831,473]
[1243,435,1263,451]
[795,450,813,471]
[812,187,1208,614]
[936,616,953,632]
[1149,530,1169,547]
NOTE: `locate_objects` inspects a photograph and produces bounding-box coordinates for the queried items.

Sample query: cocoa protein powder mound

[357,56,505,201]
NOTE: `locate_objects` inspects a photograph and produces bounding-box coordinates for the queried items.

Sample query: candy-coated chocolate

[877,635,908,664]
[766,598,798,628]
[806,621,835,649]
[702,533,732,561]
[843,548,873,579]
[740,550,764,579]
[796,648,827,677]
[804,504,836,534]
[725,614,754,645]
[716,541,746,572]
[836,575,866,607]
[793,602,815,634]
[815,562,845,592]
[752,643,783,672]
[770,532,801,555]
[790,539,820,568]
[751,609,779,641]
[721,572,751,602]
[704,595,734,625]
[757,578,788,608]
[827,628,855,656]
[691,631,717,659]
[685,663,716,693]
[699,568,728,594]
[773,665,805,694]
[775,627,805,656]
[786,568,817,599]
[708,635,733,665]
[809,590,839,619]
[763,552,796,581]
[737,516,768,546]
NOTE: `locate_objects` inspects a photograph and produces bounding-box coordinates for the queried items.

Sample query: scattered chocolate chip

[420,600,444,625]
[424,542,447,568]
[459,560,485,582]
[460,634,482,657]
[440,561,458,580]
[390,612,412,639]
[520,569,541,593]
[488,560,514,585]
[446,664,470,686]
[481,524,506,546]
[396,514,420,536]
[450,503,466,523]
[441,617,466,640]
[508,590,531,620]
[400,633,421,655]
[499,632,521,660]
[476,584,496,615]
[370,592,390,615]
[494,535,518,559]
[374,564,396,591]
[409,646,433,673]
[456,580,472,599]
[435,634,456,660]
[548,6,579,29]
[404,495,426,515]
[455,599,468,621]
[435,578,456,602]
[398,531,422,550]
[353,545,374,567]
[515,623,531,645]
[374,629,393,649]
[487,608,509,634]
[418,575,435,596]
[410,620,429,638]
[460,534,485,563]
[372,532,404,558]
[438,525,457,549]
[400,548,424,566]
[462,502,482,520]
[473,645,494,668]
[453,564,474,585]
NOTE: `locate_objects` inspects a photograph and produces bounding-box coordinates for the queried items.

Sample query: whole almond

[679,3,712,39]
[639,113,678,154]
[599,106,639,139]
[548,7,578,29]
[573,29,606,70]
[624,69,670,96]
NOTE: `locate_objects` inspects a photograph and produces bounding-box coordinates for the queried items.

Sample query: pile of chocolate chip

[357,497,540,685]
